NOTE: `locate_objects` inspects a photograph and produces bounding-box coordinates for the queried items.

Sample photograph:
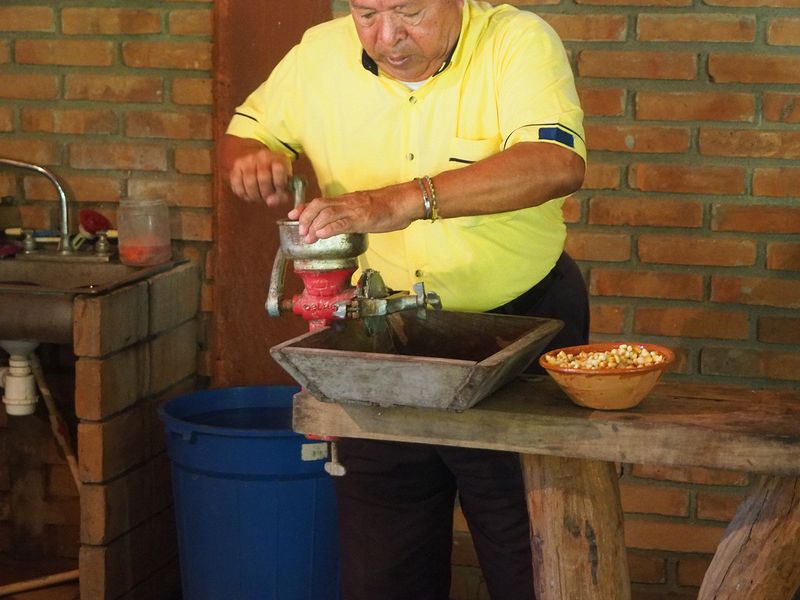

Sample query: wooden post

[699,475,800,600]
[522,455,630,600]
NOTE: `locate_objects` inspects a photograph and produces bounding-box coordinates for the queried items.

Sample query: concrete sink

[0,259,179,344]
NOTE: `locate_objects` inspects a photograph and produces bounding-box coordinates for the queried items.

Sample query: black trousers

[334,252,590,600]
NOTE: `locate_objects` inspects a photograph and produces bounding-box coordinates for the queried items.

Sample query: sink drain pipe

[0,340,39,416]
[0,343,81,596]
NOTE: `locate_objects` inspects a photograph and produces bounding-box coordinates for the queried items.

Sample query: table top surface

[293,376,800,475]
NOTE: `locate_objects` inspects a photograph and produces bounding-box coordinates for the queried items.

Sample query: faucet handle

[20,229,37,253]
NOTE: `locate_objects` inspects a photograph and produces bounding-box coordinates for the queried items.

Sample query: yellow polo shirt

[227,0,585,312]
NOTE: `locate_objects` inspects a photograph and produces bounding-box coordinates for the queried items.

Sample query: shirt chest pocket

[446,136,501,166]
[443,136,516,229]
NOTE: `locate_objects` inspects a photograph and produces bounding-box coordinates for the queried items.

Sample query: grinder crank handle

[266,248,287,317]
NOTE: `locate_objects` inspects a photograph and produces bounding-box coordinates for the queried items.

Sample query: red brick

[701,347,800,381]
[677,555,712,587]
[16,39,114,67]
[590,268,703,300]
[758,316,800,344]
[174,148,212,175]
[624,519,725,553]
[699,127,800,159]
[638,234,756,267]
[712,204,800,233]
[173,209,212,242]
[562,195,581,223]
[128,179,211,208]
[629,164,745,195]
[753,167,800,197]
[65,74,163,103]
[0,41,8,64]
[583,163,620,190]
[65,176,123,203]
[0,6,53,31]
[589,196,703,227]
[635,91,755,122]
[630,464,749,486]
[0,174,15,196]
[763,93,800,123]
[620,482,690,516]
[541,14,627,41]
[0,74,58,100]
[578,87,625,117]
[711,276,800,308]
[696,490,744,521]
[172,78,212,105]
[565,231,631,261]
[589,304,627,334]
[70,143,167,171]
[634,307,749,339]
[637,14,755,41]
[18,205,52,229]
[767,17,800,46]
[0,139,60,165]
[586,124,690,153]
[627,552,666,584]
[168,9,213,36]
[767,242,800,271]
[0,107,12,132]
[709,53,800,84]
[122,41,212,70]
[21,108,118,135]
[125,111,212,140]
[61,8,161,34]
[578,50,697,80]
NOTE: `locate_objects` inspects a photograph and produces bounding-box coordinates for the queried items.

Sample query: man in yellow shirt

[221,1,588,598]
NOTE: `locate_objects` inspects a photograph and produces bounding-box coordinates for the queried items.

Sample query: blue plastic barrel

[158,386,340,600]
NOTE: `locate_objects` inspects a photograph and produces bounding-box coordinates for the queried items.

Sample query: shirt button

[409,96,417,104]
[414,269,424,278]
[406,153,415,161]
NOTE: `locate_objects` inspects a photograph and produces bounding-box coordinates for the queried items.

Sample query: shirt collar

[360,36,460,78]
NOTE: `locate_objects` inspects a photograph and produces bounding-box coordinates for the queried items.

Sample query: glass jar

[117,198,172,267]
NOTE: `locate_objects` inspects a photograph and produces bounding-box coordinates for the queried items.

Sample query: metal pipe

[0,158,72,255]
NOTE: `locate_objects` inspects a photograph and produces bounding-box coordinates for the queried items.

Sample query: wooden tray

[270,310,563,411]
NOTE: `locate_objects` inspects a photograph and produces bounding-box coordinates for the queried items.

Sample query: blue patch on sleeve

[538,126,574,148]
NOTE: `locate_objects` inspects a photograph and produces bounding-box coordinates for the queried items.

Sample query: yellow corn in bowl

[539,342,675,410]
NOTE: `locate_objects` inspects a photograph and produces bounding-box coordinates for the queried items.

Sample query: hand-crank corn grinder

[266,177,442,474]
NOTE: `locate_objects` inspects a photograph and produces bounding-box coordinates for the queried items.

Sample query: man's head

[349,0,464,82]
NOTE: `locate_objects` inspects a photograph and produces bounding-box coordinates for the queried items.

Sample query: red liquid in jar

[119,235,171,266]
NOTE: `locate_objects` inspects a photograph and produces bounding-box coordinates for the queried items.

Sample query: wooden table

[293,376,800,600]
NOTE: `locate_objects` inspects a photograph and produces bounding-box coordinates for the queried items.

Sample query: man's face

[350,0,464,82]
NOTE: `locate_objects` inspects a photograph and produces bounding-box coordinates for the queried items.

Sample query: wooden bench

[293,376,800,599]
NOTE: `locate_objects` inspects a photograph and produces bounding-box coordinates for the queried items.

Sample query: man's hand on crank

[221,134,293,207]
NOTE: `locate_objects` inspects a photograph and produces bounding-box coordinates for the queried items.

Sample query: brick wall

[0,3,211,598]
[0,2,215,376]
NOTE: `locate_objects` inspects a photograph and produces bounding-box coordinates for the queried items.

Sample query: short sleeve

[494,13,586,160]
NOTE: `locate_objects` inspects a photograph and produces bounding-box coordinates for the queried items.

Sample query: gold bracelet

[415,177,432,220]
[424,175,439,222]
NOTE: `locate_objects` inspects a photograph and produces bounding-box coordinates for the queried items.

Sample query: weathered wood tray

[270,310,563,411]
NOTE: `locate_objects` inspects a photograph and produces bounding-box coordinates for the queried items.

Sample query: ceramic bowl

[538,342,674,410]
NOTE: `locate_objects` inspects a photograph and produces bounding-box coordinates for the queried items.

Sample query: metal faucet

[0,157,72,255]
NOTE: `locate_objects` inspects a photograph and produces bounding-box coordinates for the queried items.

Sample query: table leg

[521,454,630,600]
[698,475,800,599]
